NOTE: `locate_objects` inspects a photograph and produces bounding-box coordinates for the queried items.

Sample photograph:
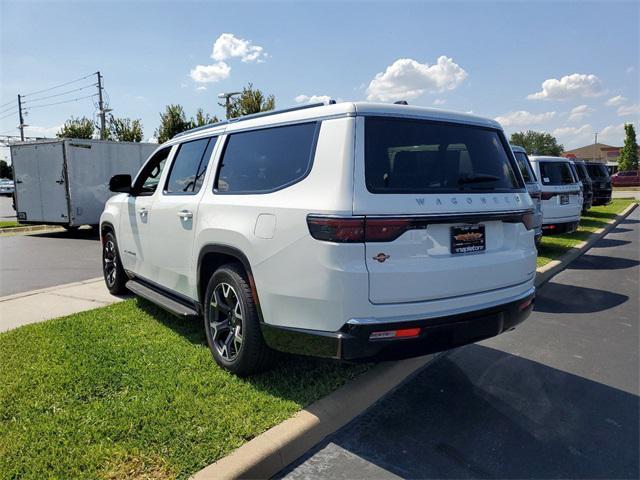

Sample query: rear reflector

[519,298,534,311]
[370,327,421,340]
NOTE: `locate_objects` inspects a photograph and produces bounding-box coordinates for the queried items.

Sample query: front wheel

[102,231,127,295]
[204,263,274,376]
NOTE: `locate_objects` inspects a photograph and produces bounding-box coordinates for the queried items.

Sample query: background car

[530,156,582,234]
[585,162,612,205]
[0,178,15,196]
[611,170,640,187]
[511,145,543,245]
[570,160,593,214]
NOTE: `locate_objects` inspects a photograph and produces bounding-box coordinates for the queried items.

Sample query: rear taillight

[529,191,542,200]
[364,218,414,242]
[541,191,556,200]
[520,212,536,231]
[306,216,364,243]
[307,216,415,243]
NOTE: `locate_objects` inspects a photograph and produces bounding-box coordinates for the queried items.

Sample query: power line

[0,100,14,110]
[0,105,17,116]
[23,93,96,111]
[0,111,17,121]
[24,83,98,105]
[22,72,96,97]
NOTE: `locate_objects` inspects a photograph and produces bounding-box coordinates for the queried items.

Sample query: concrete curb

[534,202,637,288]
[191,354,441,480]
[0,224,61,235]
[192,201,638,480]
[0,277,104,302]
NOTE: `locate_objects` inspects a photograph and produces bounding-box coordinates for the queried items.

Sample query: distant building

[564,143,640,172]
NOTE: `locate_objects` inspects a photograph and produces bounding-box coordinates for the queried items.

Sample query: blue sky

[1,0,638,159]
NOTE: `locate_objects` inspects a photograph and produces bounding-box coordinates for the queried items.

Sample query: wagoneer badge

[373,253,390,263]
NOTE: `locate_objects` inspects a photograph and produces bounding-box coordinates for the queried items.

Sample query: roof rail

[173,101,332,139]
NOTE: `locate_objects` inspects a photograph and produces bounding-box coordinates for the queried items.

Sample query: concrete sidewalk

[0,277,124,332]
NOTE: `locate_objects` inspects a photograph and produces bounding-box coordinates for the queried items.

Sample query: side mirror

[109,174,132,193]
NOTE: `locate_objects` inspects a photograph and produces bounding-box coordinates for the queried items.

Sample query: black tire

[102,231,128,295]
[203,263,273,376]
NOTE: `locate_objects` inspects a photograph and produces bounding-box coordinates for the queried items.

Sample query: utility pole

[17,94,25,141]
[218,91,242,119]
[96,71,107,140]
[593,132,598,162]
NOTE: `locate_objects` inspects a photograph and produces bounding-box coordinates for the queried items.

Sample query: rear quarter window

[215,122,319,194]
[514,151,535,182]
[364,117,522,193]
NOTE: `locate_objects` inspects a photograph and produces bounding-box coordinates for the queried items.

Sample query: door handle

[138,207,148,216]
[16,179,22,184]
[178,209,193,219]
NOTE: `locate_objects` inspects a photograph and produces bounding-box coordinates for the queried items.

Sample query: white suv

[101,102,537,375]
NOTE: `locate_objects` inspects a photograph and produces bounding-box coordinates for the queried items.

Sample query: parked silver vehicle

[511,146,543,245]
[0,178,15,196]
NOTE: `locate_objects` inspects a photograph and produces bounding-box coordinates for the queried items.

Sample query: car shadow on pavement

[32,229,100,241]
[590,238,632,248]
[533,281,628,314]
[281,346,639,479]
[567,254,639,271]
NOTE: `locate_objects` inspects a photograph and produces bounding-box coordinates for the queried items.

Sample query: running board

[126,280,199,319]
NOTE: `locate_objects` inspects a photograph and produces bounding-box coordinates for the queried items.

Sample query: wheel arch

[197,244,264,322]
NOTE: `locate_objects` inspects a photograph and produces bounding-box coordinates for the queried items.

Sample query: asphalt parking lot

[280,208,640,479]
[0,228,101,296]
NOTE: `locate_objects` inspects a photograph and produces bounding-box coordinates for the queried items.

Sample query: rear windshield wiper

[458,174,500,184]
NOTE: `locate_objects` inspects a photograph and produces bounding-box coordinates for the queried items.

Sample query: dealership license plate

[451,224,485,255]
[560,194,570,205]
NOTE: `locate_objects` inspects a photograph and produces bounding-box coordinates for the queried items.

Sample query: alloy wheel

[209,282,244,361]
[103,239,117,287]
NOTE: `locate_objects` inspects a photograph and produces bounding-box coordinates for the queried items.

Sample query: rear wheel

[102,231,127,295]
[204,263,273,376]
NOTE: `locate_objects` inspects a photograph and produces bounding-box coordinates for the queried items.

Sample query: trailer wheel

[102,231,127,295]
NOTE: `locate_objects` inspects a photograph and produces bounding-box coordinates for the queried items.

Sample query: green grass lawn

[536,199,637,267]
[0,300,369,479]
[0,220,19,228]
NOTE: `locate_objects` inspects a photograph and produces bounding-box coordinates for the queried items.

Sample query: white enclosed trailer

[11,139,156,228]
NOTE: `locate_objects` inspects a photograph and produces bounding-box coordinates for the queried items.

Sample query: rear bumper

[542,220,579,234]
[592,190,612,205]
[261,290,535,361]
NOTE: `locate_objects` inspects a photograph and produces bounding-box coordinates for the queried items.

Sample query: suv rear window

[539,161,576,185]
[513,151,536,182]
[586,163,609,178]
[215,122,318,194]
[574,162,591,182]
[364,117,522,193]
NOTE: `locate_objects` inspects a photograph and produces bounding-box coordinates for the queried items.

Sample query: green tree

[617,123,638,171]
[191,108,219,127]
[510,130,564,156]
[223,83,275,119]
[155,104,192,143]
[0,160,12,179]
[108,115,144,142]
[56,116,95,139]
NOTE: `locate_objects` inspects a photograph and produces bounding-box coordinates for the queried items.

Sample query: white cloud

[433,98,446,106]
[24,125,61,138]
[366,56,468,102]
[605,95,627,107]
[212,33,266,63]
[295,94,332,104]
[196,86,207,91]
[527,73,603,100]
[627,66,636,74]
[568,104,594,122]
[495,110,556,128]
[599,123,630,146]
[553,124,594,149]
[617,104,640,116]
[189,62,230,83]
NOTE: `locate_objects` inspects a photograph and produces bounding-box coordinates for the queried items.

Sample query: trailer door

[14,142,69,223]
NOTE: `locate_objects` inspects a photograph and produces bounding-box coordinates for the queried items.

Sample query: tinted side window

[135,147,171,196]
[215,122,318,194]
[165,137,217,194]
[514,151,535,182]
